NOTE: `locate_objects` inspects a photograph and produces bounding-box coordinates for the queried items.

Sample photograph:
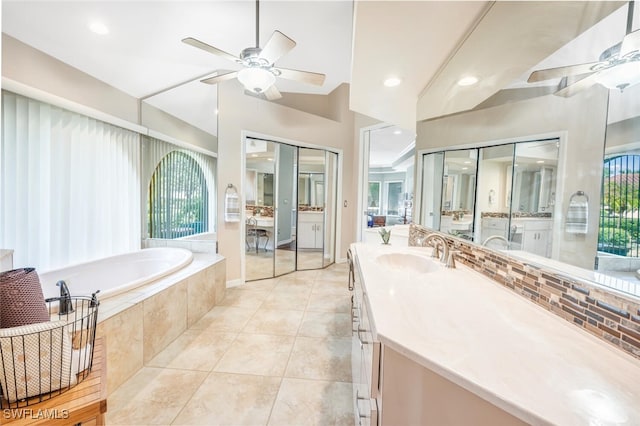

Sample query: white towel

[566,200,588,234]
[224,192,240,222]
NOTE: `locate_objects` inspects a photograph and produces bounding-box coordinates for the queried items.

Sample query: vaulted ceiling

[1,1,631,139]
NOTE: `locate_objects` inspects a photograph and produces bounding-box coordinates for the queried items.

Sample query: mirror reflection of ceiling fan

[182,0,325,101]
[528,1,640,97]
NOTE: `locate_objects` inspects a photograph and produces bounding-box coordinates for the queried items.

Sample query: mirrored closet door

[244,138,338,280]
[245,139,277,281]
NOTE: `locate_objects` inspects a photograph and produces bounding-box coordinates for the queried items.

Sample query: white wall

[476,160,509,215]
[416,85,609,269]
[2,34,216,151]
[217,81,358,283]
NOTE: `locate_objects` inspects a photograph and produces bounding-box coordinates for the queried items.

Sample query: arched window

[599,155,640,257]
[148,151,208,239]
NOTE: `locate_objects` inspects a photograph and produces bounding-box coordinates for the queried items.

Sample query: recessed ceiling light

[384,77,402,87]
[89,21,109,35]
[393,130,402,135]
[462,167,468,170]
[457,76,478,86]
[463,161,471,164]
[536,160,545,164]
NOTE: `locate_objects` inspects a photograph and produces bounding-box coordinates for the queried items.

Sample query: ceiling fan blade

[200,71,238,85]
[527,62,600,83]
[259,31,296,64]
[554,72,600,97]
[263,85,282,101]
[620,29,640,57]
[182,37,240,63]
[275,67,326,86]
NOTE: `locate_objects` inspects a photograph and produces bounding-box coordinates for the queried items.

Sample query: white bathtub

[39,248,194,301]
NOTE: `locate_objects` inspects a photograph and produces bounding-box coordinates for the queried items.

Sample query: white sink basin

[376,253,440,274]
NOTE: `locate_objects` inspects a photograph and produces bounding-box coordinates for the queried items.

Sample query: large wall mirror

[421,138,560,257]
[416,2,640,298]
[440,149,477,239]
[139,85,219,247]
[244,138,338,281]
[599,81,640,281]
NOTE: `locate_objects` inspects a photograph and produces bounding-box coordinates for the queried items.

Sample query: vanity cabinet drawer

[482,218,508,231]
[351,248,382,426]
[517,219,552,231]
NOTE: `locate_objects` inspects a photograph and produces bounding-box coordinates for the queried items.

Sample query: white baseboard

[226,278,243,288]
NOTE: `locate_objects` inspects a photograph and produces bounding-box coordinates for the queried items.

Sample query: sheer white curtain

[1,91,141,271]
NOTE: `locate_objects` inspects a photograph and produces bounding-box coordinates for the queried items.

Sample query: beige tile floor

[107,262,354,426]
[246,249,328,281]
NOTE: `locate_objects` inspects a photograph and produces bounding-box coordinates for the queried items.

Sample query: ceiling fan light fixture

[594,61,640,91]
[237,67,276,93]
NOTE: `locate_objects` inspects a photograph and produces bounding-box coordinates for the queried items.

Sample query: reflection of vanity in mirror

[439,150,476,239]
[415,2,640,299]
[297,172,324,249]
[477,140,558,257]
[422,139,559,258]
[243,140,338,281]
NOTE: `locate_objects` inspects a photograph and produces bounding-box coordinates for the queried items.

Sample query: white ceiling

[368,125,415,170]
[3,1,638,164]
[1,0,354,136]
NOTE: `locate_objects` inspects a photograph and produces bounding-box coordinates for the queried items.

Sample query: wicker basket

[0,295,99,408]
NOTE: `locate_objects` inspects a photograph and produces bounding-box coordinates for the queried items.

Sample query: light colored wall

[272,92,333,121]
[2,34,216,151]
[416,85,609,269]
[2,34,138,123]
[217,81,358,282]
[141,102,217,152]
[476,160,509,215]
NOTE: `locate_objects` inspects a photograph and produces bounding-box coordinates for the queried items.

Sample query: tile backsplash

[409,224,640,360]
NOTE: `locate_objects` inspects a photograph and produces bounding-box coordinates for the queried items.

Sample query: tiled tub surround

[352,242,640,424]
[106,263,354,425]
[409,224,640,360]
[95,253,226,394]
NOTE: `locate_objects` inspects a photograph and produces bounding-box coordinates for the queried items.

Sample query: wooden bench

[1,337,107,425]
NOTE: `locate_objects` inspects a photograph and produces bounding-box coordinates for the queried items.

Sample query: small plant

[379,227,391,244]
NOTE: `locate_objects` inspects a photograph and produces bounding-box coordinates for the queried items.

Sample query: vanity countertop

[352,242,640,426]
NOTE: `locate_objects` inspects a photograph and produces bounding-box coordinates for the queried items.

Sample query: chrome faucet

[56,280,74,315]
[425,234,449,264]
[482,235,510,249]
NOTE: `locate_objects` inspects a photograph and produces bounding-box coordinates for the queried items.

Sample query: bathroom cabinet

[480,217,509,242]
[349,249,523,425]
[480,218,551,257]
[298,212,323,249]
[511,219,552,257]
[350,251,380,425]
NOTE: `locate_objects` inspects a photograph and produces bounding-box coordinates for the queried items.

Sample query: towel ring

[569,190,589,202]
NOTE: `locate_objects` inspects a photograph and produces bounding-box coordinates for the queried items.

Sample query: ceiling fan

[528,1,640,97]
[182,0,325,101]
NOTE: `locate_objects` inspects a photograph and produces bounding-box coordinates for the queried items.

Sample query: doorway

[358,125,416,242]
